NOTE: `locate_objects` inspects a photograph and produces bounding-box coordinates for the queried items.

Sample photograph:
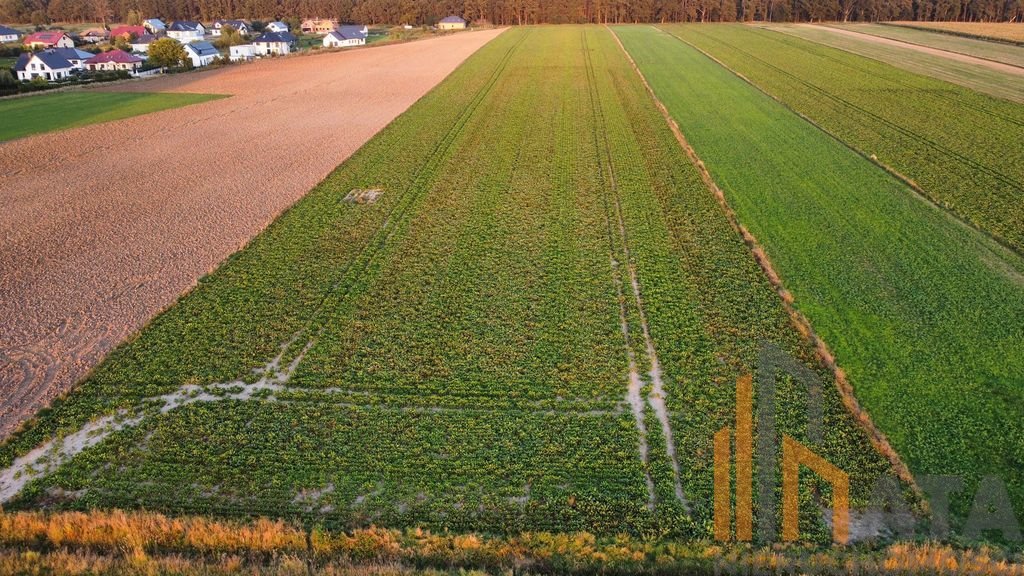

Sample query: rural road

[803,24,1024,76]
[0,28,505,440]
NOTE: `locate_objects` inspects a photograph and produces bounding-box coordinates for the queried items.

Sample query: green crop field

[826,23,1024,68]
[0,26,892,541]
[662,24,1024,258]
[615,24,1024,520]
[761,23,1024,104]
[0,91,225,142]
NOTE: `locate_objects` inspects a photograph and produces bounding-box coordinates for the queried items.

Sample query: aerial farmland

[0,13,1022,576]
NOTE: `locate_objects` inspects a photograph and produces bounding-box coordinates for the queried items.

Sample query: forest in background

[1,0,1022,28]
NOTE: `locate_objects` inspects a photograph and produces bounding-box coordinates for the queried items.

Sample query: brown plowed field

[0,29,505,440]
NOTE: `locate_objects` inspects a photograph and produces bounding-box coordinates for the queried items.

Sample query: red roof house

[85,49,143,72]
[24,31,74,49]
[109,25,146,40]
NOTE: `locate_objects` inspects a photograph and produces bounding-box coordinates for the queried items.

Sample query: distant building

[47,47,94,69]
[229,43,256,61]
[183,40,219,66]
[253,31,295,55]
[0,25,20,43]
[85,49,143,72]
[14,50,74,81]
[23,31,74,49]
[437,16,466,30]
[80,28,108,43]
[167,21,206,42]
[131,34,157,52]
[143,18,167,34]
[323,25,367,48]
[300,18,338,35]
[266,21,289,33]
[212,19,250,36]
[110,25,146,40]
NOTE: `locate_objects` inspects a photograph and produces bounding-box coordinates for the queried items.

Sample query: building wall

[438,22,466,30]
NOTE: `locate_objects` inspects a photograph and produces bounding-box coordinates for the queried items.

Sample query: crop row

[616,24,1024,523]
[664,24,1024,255]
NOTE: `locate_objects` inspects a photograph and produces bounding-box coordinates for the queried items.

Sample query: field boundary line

[818,23,1024,71]
[607,24,924,506]
[883,22,1024,47]
[664,25,1024,260]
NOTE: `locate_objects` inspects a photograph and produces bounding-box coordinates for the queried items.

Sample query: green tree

[148,38,187,68]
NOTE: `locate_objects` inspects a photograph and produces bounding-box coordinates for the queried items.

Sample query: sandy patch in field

[802,24,1024,76]
[0,29,505,440]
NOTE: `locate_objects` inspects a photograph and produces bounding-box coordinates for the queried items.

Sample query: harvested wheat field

[0,28,505,440]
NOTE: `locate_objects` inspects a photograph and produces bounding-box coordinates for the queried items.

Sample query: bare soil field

[892,21,1024,43]
[0,28,505,440]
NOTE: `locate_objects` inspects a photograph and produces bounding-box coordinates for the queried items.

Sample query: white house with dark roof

[131,33,158,52]
[46,47,94,70]
[14,50,74,81]
[143,18,166,34]
[437,16,466,30]
[323,25,367,48]
[0,25,20,43]
[167,21,206,42]
[229,43,256,61]
[252,31,294,55]
[183,41,219,66]
[266,21,289,33]
[212,19,250,36]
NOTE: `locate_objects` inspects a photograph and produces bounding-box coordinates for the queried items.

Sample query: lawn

[0,91,224,141]
[0,26,890,540]
[616,23,1024,522]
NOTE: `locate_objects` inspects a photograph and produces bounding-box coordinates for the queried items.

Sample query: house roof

[13,52,29,71]
[86,49,142,64]
[24,30,69,44]
[31,50,73,69]
[49,47,93,60]
[81,28,107,37]
[169,21,203,32]
[132,33,157,44]
[110,25,146,38]
[268,21,288,29]
[144,18,166,29]
[214,19,248,28]
[0,25,21,37]
[328,26,367,41]
[185,41,218,56]
[439,16,466,23]
[254,31,295,44]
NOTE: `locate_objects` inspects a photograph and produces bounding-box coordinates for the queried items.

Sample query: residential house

[143,18,166,34]
[14,50,74,81]
[183,41,219,66]
[252,31,294,55]
[131,34,157,52]
[23,31,74,49]
[110,25,146,40]
[229,43,256,61]
[266,21,289,33]
[167,21,206,42]
[48,47,94,69]
[212,19,250,36]
[300,18,338,34]
[85,49,143,72]
[323,25,367,48]
[80,28,108,43]
[0,25,20,43]
[437,16,466,30]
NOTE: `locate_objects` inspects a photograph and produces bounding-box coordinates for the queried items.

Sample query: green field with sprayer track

[615,23,1024,524]
[0,26,891,541]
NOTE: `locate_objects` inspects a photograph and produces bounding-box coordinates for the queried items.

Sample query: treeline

[1,0,1021,29]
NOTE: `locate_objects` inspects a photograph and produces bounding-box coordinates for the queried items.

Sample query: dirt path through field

[0,29,505,440]
[801,24,1024,76]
